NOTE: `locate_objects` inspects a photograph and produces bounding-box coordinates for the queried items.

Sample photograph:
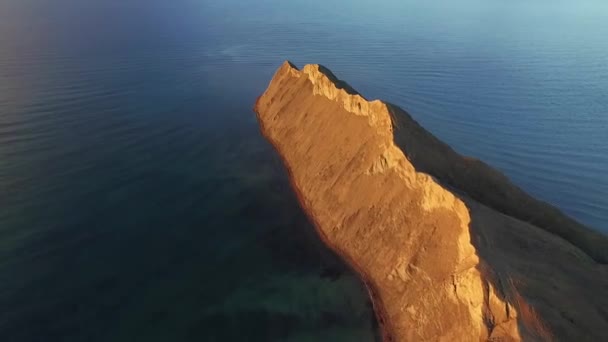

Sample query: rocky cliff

[254,61,608,341]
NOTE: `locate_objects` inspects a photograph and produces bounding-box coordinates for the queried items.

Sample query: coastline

[252,62,608,340]
[254,98,393,341]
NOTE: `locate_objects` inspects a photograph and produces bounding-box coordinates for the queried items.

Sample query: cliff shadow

[316,64,361,96]
[386,103,608,341]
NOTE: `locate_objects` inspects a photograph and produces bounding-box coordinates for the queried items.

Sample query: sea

[1,0,606,341]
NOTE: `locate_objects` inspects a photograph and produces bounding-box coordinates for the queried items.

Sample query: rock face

[254,61,608,341]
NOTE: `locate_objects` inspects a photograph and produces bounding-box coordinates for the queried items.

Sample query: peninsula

[254,61,608,341]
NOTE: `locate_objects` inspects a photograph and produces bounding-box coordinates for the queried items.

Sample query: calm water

[1,0,607,341]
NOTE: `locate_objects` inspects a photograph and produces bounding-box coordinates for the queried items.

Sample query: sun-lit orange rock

[254,61,608,341]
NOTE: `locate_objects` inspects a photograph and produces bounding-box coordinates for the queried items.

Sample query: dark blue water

[1,0,607,341]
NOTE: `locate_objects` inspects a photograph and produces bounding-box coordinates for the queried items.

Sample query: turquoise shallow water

[1,0,607,341]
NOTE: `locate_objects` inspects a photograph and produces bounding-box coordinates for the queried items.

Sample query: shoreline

[254,100,393,342]
[252,62,608,341]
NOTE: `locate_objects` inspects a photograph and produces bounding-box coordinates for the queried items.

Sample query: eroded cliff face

[254,61,608,341]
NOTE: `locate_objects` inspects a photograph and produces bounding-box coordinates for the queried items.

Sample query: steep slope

[254,61,608,341]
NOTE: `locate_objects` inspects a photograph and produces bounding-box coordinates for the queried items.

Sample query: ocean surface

[1,0,607,341]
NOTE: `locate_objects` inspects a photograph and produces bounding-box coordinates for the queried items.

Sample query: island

[254,61,608,341]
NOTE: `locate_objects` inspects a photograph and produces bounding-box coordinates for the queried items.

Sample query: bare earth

[254,61,608,341]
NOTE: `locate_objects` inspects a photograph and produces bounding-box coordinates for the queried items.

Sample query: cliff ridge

[254,61,608,341]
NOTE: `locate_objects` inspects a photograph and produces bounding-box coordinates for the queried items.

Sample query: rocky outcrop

[254,61,608,341]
